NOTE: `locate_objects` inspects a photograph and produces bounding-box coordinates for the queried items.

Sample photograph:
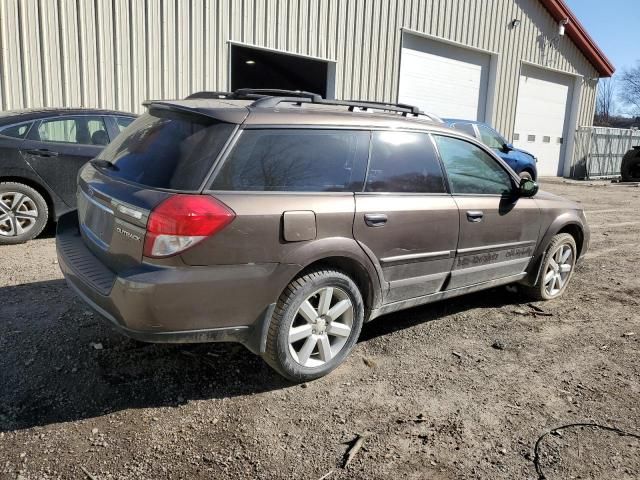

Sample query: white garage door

[398,34,490,121]
[513,65,573,176]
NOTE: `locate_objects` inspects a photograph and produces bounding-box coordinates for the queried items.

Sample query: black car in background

[0,108,136,244]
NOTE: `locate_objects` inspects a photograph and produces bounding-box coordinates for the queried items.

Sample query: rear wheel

[524,233,577,301]
[264,269,364,382]
[0,182,49,245]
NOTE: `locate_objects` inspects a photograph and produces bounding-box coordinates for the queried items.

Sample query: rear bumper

[56,212,296,350]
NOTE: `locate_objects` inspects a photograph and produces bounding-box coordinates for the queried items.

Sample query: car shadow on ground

[0,278,532,432]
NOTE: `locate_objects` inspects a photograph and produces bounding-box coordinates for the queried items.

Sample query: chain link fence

[572,126,640,179]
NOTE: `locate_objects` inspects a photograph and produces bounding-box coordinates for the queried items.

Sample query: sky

[564,0,639,77]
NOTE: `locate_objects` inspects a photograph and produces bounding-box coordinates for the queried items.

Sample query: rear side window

[211,129,369,192]
[0,121,33,139]
[434,135,513,195]
[365,131,446,193]
[96,111,235,190]
[36,116,108,145]
[451,122,477,138]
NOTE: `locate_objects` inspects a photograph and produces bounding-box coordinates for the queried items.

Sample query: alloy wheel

[288,286,354,368]
[0,192,39,237]
[543,243,574,297]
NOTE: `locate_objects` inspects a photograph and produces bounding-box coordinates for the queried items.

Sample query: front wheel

[519,170,534,181]
[264,269,364,382]
[0,182,49,245]
[524,233,577,301]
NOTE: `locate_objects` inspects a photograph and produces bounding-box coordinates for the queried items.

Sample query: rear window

[96,111,235,190]
[210,129,369,192]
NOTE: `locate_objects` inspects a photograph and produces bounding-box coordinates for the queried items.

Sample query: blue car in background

[443,119,538,181]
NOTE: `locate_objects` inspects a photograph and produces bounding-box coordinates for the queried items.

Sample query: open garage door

[513,64,574,177]
[398,33,491,121]
[230,44,334,98]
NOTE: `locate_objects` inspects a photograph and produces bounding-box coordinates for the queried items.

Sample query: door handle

[364,213,388,227]
[26,149,59,157]
[466,210,484,223]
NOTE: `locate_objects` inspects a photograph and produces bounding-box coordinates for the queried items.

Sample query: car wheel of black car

[0,182,49,245]
[518,170,534,181]
[524,233,577,301]
[264,269,365,382]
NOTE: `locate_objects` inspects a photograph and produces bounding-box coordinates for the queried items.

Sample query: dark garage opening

[230,45,329,97]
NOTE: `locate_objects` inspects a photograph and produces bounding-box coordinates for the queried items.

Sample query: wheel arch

[0,175,56,221]
[296,255,378,318]
[524,217,586,287]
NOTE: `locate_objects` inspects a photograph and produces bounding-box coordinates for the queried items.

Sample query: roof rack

[183,88,436,120]
[185,91,235,100]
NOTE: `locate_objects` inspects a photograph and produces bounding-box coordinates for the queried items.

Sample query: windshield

[96,110,235,190]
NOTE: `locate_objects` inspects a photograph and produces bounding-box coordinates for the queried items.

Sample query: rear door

[20,115,110,206]
[433,134,540,289]
[353,130,459,303]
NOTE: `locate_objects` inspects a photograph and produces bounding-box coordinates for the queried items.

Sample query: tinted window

[211,129,368,192]
[96,111,235,190]
[366,131,445,193]
[451,122,477,137]
[434,135,513,195]
[477,125,505,149]
[36,116,108,145]
[0,122,32,139]
[116,116,134,131]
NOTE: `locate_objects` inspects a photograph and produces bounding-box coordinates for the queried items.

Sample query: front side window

[36,116,108,146]
[477,125,505,149]
[211,129,369,192]
[0,121,33,139]
[434,135,513,196]
[365,131,446,193]
[116,116,135,131]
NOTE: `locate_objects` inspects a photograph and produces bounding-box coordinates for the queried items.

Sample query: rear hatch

[76,104,240,272]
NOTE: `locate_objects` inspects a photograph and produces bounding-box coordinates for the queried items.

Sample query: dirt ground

[1,178,639,480]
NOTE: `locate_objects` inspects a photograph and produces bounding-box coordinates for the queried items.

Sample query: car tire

[620,148,640,182]
[264,269,364,382]
[0,182,49,245]
[523,233,577,301]
[519,170,534,181]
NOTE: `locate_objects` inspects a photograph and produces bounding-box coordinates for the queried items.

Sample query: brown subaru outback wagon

[56,89,589,381]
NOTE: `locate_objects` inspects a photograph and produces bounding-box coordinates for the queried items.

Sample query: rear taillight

[143,195,235,258]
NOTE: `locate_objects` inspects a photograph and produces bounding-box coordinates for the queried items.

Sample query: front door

[21,116,109,207]
[433,134,540,290]
[353,131,459,303]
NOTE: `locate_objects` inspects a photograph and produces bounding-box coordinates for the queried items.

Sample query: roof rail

[183,88,435,120]
[185,91,234,100]
[233,88,322,102]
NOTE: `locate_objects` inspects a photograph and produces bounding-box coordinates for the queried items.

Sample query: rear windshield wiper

[91,159,119,171]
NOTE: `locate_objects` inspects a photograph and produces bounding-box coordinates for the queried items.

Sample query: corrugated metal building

[0,0,613,176]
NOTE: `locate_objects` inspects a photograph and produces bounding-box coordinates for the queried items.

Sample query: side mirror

[519,178,538,197]
[502,143,514,152]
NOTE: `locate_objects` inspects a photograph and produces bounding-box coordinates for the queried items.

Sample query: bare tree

[619,62,640,114]
[595,77,616,125]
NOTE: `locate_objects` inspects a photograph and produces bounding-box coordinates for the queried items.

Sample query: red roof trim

[539,0,615,77]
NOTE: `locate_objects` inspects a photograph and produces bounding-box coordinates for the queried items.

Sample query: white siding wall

[0,0,598,141]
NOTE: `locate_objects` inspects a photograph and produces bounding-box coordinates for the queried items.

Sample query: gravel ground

[1,179,639,479]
